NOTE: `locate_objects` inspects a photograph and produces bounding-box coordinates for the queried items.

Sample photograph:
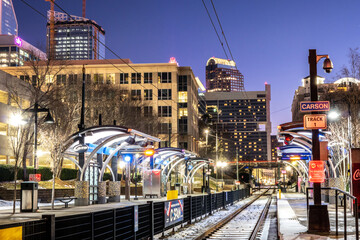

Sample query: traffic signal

[284,134,294,145]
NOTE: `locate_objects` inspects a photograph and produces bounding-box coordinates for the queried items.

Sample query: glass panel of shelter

[84,161,99,204]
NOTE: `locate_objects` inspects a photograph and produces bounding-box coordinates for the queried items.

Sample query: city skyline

[12,0,360,133]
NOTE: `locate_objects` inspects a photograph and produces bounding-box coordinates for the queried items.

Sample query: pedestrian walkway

[278,191,358,239]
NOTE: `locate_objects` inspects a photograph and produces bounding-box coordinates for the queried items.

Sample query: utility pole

[236,147,239,189]
[78,66,86,171]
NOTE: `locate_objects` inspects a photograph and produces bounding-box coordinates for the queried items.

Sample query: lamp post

[30,103,54,175]
[308,49,333,232]
[204,129,209,155]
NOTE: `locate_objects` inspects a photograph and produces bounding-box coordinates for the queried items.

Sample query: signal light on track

[284,134,294,145]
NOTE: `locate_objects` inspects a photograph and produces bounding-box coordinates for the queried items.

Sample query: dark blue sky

[13,0,360,133]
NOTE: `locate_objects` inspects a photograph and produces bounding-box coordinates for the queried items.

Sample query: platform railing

[306,187,359,240]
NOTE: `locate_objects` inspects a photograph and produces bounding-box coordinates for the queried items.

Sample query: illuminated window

[0,90,8,104]
[0,123,7,136]
[45,75,54,84]
[178,91,187,103]
[179,108,188,117]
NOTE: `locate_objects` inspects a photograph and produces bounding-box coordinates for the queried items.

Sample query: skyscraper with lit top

[206,57,244,92]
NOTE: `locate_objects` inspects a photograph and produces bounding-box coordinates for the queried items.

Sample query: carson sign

[300,101,330,112]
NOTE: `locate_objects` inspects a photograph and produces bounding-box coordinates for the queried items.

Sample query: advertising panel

[164,199,183,227]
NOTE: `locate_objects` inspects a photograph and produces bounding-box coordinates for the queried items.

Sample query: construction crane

[45,0,55,60]
[82,0,86,18]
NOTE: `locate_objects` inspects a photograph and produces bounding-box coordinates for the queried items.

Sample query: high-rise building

[206,57,244,92]
[0,0,17,36]
[47,11,105,60]
[204,84,271,161]
[0,35,46,67]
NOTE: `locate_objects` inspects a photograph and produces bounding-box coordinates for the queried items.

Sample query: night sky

[13,0,360,133]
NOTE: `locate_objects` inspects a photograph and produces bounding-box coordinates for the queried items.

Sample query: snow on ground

[154,192,262,240]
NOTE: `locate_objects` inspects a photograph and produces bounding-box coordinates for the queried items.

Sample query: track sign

[309,161,325,183]
[303,114,327,130]
[300,101,330,112]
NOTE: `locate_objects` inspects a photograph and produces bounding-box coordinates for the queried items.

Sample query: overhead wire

[19,0,180,113]
[202,0,269,160]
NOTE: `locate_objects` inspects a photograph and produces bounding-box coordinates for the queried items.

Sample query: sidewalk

[278,191,358,239]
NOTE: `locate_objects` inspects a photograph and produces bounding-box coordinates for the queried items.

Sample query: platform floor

[278,191,358,239]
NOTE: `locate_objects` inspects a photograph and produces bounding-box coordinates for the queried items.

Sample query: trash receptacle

[20,181,38,212]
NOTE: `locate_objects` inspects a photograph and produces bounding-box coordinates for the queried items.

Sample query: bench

[55,196,77,208]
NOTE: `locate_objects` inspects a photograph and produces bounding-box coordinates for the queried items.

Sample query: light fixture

[44,111,54,124]
[286,166,292,171]
[9,113,27,126]
[328,110,340,120]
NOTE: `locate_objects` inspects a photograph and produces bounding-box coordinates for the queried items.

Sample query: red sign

[351,149,360,215]
[309,161,325,183]
[29,174,41,182]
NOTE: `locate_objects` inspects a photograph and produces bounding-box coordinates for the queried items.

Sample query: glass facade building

[0,0,17,36]
[47,11,105,60]
[206,57,244,92]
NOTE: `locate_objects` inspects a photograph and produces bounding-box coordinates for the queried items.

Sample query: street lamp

[308,49,333,232]
[31,104,54,175]
[10,106,54,175]
[204,129,209,155]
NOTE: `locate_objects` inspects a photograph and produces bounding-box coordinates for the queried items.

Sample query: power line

[210,0,234,61]
[201,0,229,60]
[19,0,180,109]
[201,0,268,159]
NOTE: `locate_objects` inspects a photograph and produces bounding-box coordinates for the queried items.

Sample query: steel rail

[249,195,273,240]
[193,188,272,240]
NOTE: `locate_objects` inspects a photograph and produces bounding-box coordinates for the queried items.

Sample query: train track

[194,188,276,240]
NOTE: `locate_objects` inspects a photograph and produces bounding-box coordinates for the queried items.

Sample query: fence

[0,188,250,240]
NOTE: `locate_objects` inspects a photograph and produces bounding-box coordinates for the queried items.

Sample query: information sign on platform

[303,114,327,130]
[300,101,330,112]
[29,174,41,182]
[164,199,183,227]
[309,161,325,183]
[281,170,286,174]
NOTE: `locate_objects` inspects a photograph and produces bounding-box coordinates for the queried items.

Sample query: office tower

[47,11,105,60]
[206,57,244,92]
[0,0,17,36]
[204,84,271,161]
[0,35,45,67]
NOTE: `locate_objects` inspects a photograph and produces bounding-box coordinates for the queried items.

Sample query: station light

[123,154,132,162]
[284,134,294,145]
[144,148,155,157]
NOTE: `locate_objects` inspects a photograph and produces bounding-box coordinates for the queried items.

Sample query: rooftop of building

[0,35,46,59]
[204,86,270,100]
[47,11,105,34]
[206,57,236,67]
